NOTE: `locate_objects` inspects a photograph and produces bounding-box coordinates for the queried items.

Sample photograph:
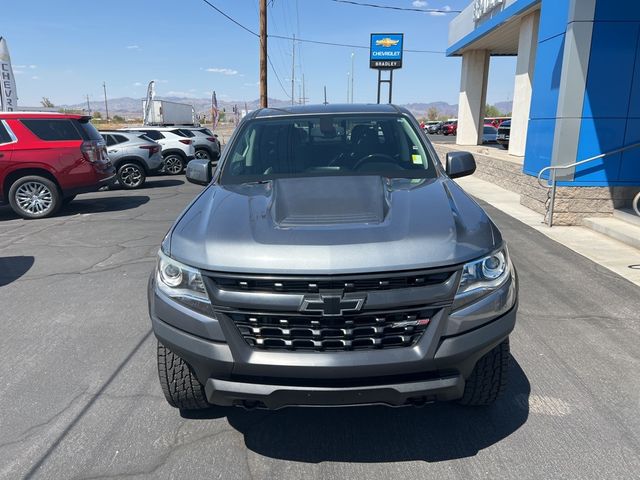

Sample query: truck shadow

[186,357,530,463]
[0,255,35,287]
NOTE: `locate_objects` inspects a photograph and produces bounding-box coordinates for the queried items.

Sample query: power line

[329,0,460,14]
[200,0,258,36]
[199,0,444,54]
[270,34,444,54]
[267,55,291,99]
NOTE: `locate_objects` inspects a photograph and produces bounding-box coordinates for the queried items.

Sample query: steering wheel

[353,153,398,170]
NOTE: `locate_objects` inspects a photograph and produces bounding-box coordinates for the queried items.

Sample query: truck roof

[250,103,408,119]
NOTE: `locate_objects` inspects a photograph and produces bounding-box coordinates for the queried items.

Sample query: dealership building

[446,0,640,224]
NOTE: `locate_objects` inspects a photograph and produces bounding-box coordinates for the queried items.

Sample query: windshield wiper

[241,179,271,186]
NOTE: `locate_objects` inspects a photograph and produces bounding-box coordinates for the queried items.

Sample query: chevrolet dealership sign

[370,33,403,69]
[473,0,504,21]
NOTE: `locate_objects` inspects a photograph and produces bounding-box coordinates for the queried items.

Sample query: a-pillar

[456,50,489,146]
[509,10,540,157]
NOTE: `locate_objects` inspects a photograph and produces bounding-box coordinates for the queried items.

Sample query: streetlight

[350,52,355,103]
[346,72,350,103]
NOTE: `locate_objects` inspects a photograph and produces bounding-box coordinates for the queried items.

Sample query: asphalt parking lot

[1,177,640,479]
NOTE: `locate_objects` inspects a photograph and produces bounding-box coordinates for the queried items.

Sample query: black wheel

[195,149,211,161]
[8,175,61,219]
[117,162,146,189]
[157,341,210,410]
[62,194,77,206]
[163,154,185,175]
[459,338,510,406]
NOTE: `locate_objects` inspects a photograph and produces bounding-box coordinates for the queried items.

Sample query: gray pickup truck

[148,104,518,411]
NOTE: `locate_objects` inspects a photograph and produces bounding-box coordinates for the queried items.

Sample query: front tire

[117,162,146,189]
[459,338,510,406]
[157,341,210,410]
[163,154,185,175]
[8,175,61,219]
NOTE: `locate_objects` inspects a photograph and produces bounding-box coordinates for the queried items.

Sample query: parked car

[442,121,458,136]
[427,122,442,134]
[149,104,518,411]
[120,127,195,175]
[483,125,498,144]
[100,131,162,189]
[0,112,115,219]
[172,126,221,163]
[497,120,511,149]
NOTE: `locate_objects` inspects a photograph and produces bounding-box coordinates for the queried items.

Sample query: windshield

[220,114,437,184]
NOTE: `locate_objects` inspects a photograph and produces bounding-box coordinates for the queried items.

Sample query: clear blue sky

[0,0,516,107]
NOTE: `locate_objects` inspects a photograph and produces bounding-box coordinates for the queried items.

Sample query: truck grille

[226,307,434,352]
[210,270,454,294]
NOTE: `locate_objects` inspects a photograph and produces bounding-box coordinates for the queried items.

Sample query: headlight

[456,247,511,300]
[155,250,211,313]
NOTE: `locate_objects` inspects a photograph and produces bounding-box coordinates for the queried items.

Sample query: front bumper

[149,274,517,409]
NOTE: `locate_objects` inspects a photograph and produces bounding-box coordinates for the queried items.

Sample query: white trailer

[142,99,196,126]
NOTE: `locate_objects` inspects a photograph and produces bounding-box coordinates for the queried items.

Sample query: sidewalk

[455,175,640,287]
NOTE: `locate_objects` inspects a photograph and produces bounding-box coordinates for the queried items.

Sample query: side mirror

[446,151,476,179]
[185,159,212,186]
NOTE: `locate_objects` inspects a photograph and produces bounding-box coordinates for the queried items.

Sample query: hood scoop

[271,176,388,227]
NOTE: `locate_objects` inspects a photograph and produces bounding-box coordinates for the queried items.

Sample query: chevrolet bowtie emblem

[375,38,400,48]
[300,293,366,316]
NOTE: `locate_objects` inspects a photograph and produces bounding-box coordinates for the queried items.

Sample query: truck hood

[169,175,501,274]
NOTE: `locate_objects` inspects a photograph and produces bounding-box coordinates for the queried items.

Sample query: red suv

[442,121,458,136]
[0,112,115,219]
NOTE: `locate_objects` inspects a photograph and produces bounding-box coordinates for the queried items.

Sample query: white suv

[174,126,221,163]
[121,127,195,175]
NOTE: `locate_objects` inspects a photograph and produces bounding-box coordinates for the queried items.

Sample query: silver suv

[173,126,221,163]
[100,131,162,189]
[121,127,195,175]
[149,104,518,411]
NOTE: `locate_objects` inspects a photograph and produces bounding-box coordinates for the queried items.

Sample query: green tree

[41,97,55,108]
[112,115,125,123]
[485,104,502,117]
[427,107,439,121]
[93,111,102,120]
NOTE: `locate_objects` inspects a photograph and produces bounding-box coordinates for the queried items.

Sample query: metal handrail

[537,142,640,226]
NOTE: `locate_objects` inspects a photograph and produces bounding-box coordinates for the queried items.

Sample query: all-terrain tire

[459,338,510,406]
[157,341,210,410]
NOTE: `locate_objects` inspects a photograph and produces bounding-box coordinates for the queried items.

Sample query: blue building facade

[448,0,640,188]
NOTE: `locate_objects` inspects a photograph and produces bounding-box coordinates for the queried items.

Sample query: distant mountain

[402,102,459,118]
[59,96,512,120]
[493,101,513,115]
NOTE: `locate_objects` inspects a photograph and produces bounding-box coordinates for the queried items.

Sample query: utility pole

[302,74,306,105]
[291,34,295,106]
[259,0,268,108]
[323,86,328,105]
[85,94,91,116]
[103,81,109,121]
[350,52,355,103]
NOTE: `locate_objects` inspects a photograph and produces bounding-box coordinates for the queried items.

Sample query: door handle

[0,153,4,158]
